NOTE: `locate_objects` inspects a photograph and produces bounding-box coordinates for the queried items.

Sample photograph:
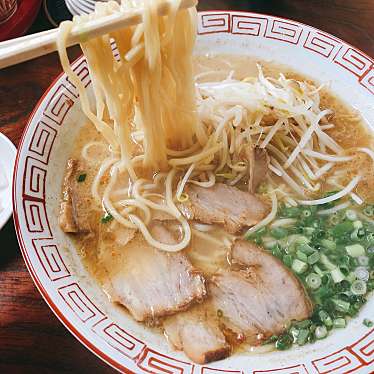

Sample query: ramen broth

[67,55,374,354]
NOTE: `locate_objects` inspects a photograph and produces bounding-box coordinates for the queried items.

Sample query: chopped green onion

[306,273,322,290]
[270,227,288,239]
[292,259,308,274]
[272,245,283,259]
[263,202,374,349]
[368,279,374,291]
[298,243,315,255]
[319,310,333,327]
[357,256,369,267]
[332,221,354,237]
[363,205,374,217]
[338,255,352,267]
[294,319,312,329]
[346,244,365,257]
[275,333,293,350]
[333,318,346,328]
[296,250,308,262]
[346,272,357,283]
[363,318,373,327]
[256,227,267,236]
[282,207,300,218]
[351,229,366,241]
[303,227,315,236]
[296,329,309,345]
[339,266,350,276]
[302,209,312,218]
[367,233,374,244]
[308,252,320,265]
[330,268,345,283]
[320,239,337,251]
[262,335,278,345]
[289,326,299,341]
[313,264,325,277]
[320,254,337,271]
[101,213,113,224]
[355,267,370,281]
[217,309,223,318]
[329,215,341,226]
[283,254,293,267]
[322,273,332,286]
[177,193,189,202]
[315,325,328,339]
[332,298,350,313]
[77,173,87,182]
[307,332,316,344]
[294,235,310,245]
[350,280,367,295]
[263,239,277,249]
[350,229,359,241]
[345,209,357,221]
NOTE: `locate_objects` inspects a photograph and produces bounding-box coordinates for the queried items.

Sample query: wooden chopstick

[0,0,197,70]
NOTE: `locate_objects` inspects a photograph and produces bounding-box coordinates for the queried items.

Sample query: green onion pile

[246,201,374,350]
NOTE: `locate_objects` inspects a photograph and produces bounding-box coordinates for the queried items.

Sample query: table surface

[0,1,373,373]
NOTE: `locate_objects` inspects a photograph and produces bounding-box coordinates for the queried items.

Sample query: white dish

[0,132,16,230]
[13,10,374,373]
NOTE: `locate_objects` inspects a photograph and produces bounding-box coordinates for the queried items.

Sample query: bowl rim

[12,9,374,373]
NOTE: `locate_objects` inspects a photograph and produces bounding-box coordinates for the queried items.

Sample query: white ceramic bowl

[13,11,374,373]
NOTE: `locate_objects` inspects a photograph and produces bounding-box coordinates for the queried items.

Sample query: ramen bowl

[13,11,374,373]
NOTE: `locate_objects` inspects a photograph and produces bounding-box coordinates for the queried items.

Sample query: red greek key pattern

[334,47,373,77]
[58,283,105,325]
[66,58,91,90]
[303,31,342,59]
[265,19,303,44]
[198,13,231,34]
[359,67,374,94]
[137,348,194,374]
[231,15,268,36]
[43,84,77,125]
[253,364,309,374]
[22,199,51,237]
[312,348,363,373]
[93,320,146,360]
[351,328,374,364]
[28,121,57,164]
[32,238,70,281]
[23,157,47,200]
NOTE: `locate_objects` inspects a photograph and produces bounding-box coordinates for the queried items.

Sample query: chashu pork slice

[163,304,231,364]
[59,158,90,233]
[101,230,206,324]
[210,240,312,344]
[179,183,269,234]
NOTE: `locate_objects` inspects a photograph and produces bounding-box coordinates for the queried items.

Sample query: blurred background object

[0,0,42,41]
[65,0,96,17]
[0,0,17,24]
[44,0,72,27]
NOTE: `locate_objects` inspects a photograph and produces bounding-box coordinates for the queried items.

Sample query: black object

[43,0,72,27]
